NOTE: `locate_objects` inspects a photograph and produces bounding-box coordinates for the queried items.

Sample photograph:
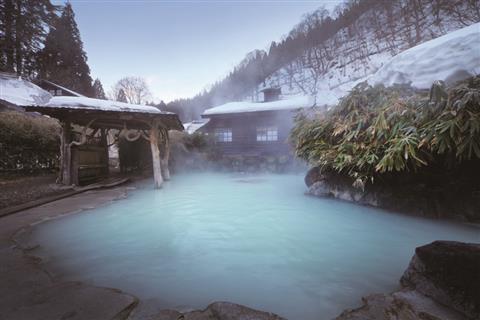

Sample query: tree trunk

[149,125,163,189]
[4,0,15,72]
[14,0,22,75]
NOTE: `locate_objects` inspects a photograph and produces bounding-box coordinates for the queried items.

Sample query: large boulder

[401,241,480,319]
[334,241,480,320]
[304,167,323,187]
[151,302,286,320]
[334,290,466,320]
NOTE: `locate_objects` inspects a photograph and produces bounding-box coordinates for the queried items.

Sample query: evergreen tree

[92,78,106,99]
[155,100,167,111]
[116,89,127,102]
[37,2,93,96]
[0,0,57,75]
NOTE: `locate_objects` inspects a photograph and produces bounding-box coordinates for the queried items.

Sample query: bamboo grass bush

[290,76,480,189]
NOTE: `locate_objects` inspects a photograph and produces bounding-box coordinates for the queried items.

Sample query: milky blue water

[30,173,479,319]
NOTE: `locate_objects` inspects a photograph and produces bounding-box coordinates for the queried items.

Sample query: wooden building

[200,94,314,157]
[34,79,84,97]
[26,96,183,188]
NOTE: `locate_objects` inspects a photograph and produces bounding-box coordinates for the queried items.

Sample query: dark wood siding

[35,80,79,97]
[202,110,296,156]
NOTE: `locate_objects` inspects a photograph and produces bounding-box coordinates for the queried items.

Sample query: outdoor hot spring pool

[29,173,479,319]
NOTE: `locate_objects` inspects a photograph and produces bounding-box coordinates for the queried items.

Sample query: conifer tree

[93,78,106,99]
[0,0,57,75]
[37,2,93,96]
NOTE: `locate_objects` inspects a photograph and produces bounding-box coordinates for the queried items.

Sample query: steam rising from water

[30,173,480,319]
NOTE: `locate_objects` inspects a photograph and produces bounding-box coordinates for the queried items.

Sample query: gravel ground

[0,174,71,210]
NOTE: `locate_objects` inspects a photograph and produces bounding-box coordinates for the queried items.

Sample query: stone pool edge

[0,184,140,320]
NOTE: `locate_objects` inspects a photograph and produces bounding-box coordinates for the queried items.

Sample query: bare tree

[111,76,152,105]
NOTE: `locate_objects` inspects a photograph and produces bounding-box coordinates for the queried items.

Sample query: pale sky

[55,1,342,103]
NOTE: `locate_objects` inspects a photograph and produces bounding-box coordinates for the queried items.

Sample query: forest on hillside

[165,0,480,122]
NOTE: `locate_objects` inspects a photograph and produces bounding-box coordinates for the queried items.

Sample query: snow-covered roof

[368,22,480,88]
[183,119,210,134]
[202,95,314,116]
[0,74,52,107]
[38,79,85,97]
[44,96,169,114]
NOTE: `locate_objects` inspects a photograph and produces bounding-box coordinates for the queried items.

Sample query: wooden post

[160,128,171,181]
[101,128,109,176]
[60,121,72,185]
[149,124,164,189]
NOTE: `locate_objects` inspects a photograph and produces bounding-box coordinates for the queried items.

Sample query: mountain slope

[257,1,480,107]
[167,0,480,121]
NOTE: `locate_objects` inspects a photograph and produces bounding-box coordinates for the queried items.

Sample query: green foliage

[0,111,59,147]
[290,76,480,188]
[182,132,211,151]
[0,111,60,171]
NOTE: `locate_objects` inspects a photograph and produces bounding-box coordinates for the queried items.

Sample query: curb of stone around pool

[1,184,139,320]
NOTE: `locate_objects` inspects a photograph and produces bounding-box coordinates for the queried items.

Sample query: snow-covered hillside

[368,23,480,89]
[255,2,479,107]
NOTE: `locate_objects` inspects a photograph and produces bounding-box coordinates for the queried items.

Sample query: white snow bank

[203,95,315,116]
[183,119,210,134]
[46,96,169,114]
[0,74,51,106]
[369,23,480,88]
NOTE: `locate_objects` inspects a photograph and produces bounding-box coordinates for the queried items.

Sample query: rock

[151,302,286,320]
[309,181,332,197]
[334,289,466,320]
[305,167,324,187]
[401,241,480,319]
[334,241,480,320]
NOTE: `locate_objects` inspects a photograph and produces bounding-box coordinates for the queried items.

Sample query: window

[56,89,62,96]
[257,126,278,141]
[49,90,55,95]
[215,128,232,142]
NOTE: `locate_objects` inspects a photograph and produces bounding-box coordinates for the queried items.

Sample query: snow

[369,23,480,88]
[183,119,210,134]
[0,74,52,107]
[45,96,169,114]
[255,5,479,108]
[203,95,314,116]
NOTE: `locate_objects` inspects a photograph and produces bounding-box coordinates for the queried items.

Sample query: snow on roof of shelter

[368,22,480,89]
[183,119,210,134]
[0,73,52,107]
[39,79,85,97]
[44,96,169,114]
[202,95,314,116]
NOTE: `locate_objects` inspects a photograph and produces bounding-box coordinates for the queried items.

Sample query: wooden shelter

[26,96,183,189]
